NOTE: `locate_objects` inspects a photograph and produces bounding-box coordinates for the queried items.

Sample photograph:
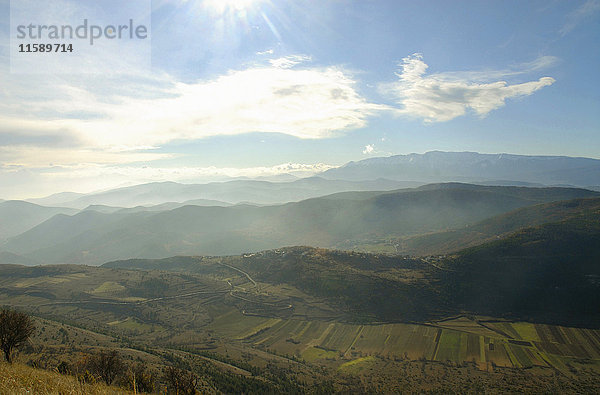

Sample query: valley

[1,178,599,392]
[1,210,599,392]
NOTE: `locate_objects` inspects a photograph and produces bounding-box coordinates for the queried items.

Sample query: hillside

[105,248,441,322]
[320,151,600,187]
[399,197,600,255]
[103,210,600,327]
[440,212,600,327]
[4,184,597,265]
[0,362,132,394]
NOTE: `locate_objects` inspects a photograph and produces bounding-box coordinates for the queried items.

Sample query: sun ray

[204,0,261,14]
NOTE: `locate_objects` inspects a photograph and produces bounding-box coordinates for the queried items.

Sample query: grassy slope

[0,362,132,395]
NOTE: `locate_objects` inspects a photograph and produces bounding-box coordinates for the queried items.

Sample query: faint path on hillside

[423,258,456,272]
[219,263,257,287]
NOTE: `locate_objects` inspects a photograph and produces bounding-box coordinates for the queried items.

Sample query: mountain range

[2,183,597,265]
[321,151,600,187]
[2,151,600,266]
[27,178,418,209]
[22,152,600,211]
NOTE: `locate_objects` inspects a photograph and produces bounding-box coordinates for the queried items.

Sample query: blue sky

[0,0,599,198]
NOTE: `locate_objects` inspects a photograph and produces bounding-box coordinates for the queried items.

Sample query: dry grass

[0,362,133,395]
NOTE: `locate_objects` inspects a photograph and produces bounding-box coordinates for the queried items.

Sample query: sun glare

[204,0,260,13]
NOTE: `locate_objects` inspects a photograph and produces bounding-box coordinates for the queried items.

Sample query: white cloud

[433,56,559,82]
[269,55,313,69]
[560,0,600,36]
[0,60,384,167]
[382,54,555,123]
[362,144,375,154]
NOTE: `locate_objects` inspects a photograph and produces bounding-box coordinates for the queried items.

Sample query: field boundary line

[344,325,364,357]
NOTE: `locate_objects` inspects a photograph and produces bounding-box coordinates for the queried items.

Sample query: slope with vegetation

[398,197,600,255]
[440,211,600,327]
[0,362,133,395]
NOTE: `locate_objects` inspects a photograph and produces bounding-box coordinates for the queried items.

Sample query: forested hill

[399,197,600,255]
[105,209,600,327]
[441,212,600,327]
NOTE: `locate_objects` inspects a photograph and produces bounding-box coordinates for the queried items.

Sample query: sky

[0,0,599,199]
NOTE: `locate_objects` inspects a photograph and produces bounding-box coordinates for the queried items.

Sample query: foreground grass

[0,362,132,395]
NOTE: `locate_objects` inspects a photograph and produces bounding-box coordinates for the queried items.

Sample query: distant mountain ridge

[320,151,600,187]
[0,201,77,240]
[17,152,600,210]
[3,183,597,265]
[25,177,418,209]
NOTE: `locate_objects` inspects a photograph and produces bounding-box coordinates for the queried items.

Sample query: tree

[120,363,156,393]
[0,309,35,363]
[163,366,198,394]
[88,350,124,385]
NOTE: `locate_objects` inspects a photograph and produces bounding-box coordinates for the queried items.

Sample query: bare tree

[163,365,198,394]
[88,350,124,385]
[121,363,156,393]
[0,309,35,363]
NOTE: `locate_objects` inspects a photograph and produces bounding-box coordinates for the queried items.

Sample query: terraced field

[208,314,600,374]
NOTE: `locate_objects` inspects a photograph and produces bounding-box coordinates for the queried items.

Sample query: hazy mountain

[114,198,234,214]
[81,205,125,214]
[79,199,235,216]
[251,173,299,182]
[26,191,86,207]
[32,177,418,209]
[4,184,597,265]
[0,201,78,241]
[0,251,41,266]
[399,197,600,256]
[320,151,600,187]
